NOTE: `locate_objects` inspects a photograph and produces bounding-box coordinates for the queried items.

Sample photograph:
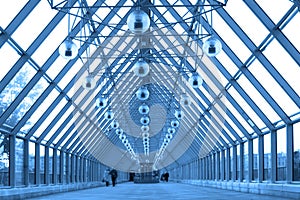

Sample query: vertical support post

[232,145,237,181]
[248,139,253,182]
[226,148,230,181]
[70,154,75,183]
[83,158,86,182]
[221,150,225,181]
[60,151,64,184]
[258,135,264,182]
[24,139,29,186]
[239,142,244,182]
[212,153,215,180]
[216,151,220,180]
[9,135,16,187]
[35,143,40,185]
[45,146,49,185]
[66,153,70,184]
[53,148,57,184]
[286,124,293,183]
[271,130,277,183]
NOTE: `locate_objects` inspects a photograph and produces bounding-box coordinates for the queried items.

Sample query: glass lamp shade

[82,75,96,90]
[188,73,203,88]
[142,132,149,138]
[170,120,179,128]
[166,133,173,140]
[136,87,150,100]
[110,120,119,129]
[115,128,123,135]
[59,39,78,60]
[133,60,150,77]
[164,138,170,144]
[104,110,114,120]
[168,127,176,134]
[175,110,183,120]
[202,36,222,57]
[96,96,107,108]
[140,116,150,125]
[138,103,149,114]
[180,94,191,106]
[141,125,149,132]
[119,133,126,141]
[127,10,150,34]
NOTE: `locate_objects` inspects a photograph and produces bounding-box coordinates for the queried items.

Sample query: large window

[243,142,249,181]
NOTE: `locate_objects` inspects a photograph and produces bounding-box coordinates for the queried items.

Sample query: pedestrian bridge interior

[0,0,300,199]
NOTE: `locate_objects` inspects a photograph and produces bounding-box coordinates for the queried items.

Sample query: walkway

[28,182,292,200]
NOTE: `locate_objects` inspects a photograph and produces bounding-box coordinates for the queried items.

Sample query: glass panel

[33,97,68,139]
[0,43,21,82]
[228,86,265,129]
[283,13,300,53]
[237,74,280,123]
[0,62,36,116]
[31,14,67,66]
[249,59,298,117]
[277,127,286,181]
[254,0,293,24]
[213,9,252,62]
[6,77,49,128]
[21,89,60,135]
[0,0,29,29]
[243,142,248,181]
[264,133,271,181]
[15,138,24,186]
[57,150,61,183]
[294,122,300,181]
[253,138,258,181]
[237,144,240,180]
[0,133,9,186]
[49,148,53,184]
[44,104,73,142]
[225,0,269,46]
[11,1,55,50]
[264,39,300,98]
[29,141,35,185]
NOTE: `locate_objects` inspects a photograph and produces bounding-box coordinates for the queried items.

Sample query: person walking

[109,168,118,187]
[103,168,110,187]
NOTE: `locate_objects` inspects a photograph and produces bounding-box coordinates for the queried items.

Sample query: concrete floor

[28,182,292,200]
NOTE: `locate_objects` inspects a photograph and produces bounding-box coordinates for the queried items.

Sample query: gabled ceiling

[0,0,299,172]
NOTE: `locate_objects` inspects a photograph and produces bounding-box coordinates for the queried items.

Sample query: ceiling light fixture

[127,9,150,34]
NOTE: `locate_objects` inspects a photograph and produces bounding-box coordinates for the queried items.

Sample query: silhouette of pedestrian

[109,169,118,187]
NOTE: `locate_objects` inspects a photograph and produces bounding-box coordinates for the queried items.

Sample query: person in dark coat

[164,172,169,182]
[109,169,118,187]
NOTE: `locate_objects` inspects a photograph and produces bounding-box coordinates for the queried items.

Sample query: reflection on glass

[16,138,24,186]
[29,142,35,185]
[277,128,286,181]
[22,89,60,135]
[264,133,271,181]
[0,133,9,186]
[253,138,258,181]
[0,63,35,117]
[237,145,240,180]
[294,123,300,181]
[40,145,45,184]
[243,142,249,181]
[6,78,48,128]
